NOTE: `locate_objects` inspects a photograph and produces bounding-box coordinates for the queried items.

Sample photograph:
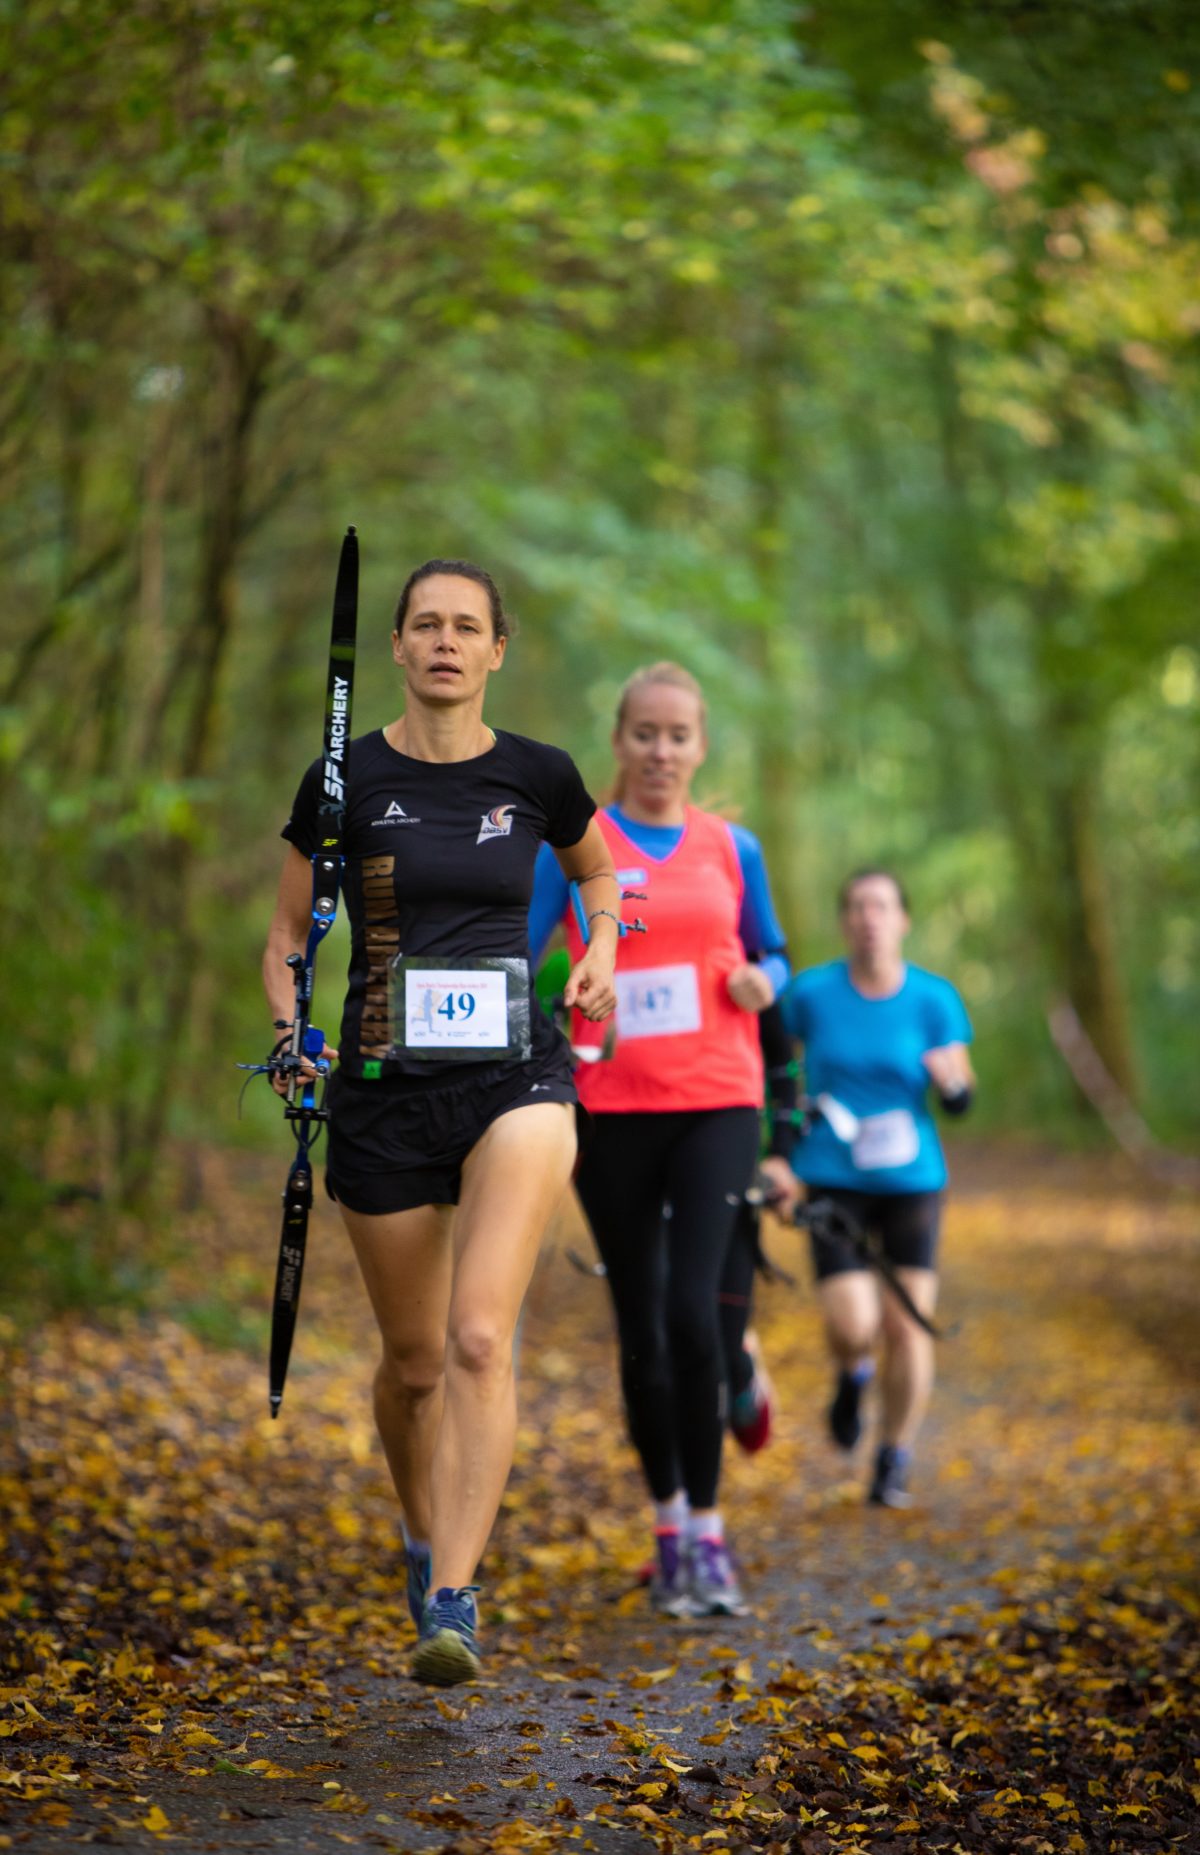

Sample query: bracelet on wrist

[273,1018,291,1031]
[586,908,622,933]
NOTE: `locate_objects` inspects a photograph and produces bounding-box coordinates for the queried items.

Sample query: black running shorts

[325,1045,578,1216]
[805,1186,943,1281]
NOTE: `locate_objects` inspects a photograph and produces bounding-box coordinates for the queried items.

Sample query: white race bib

[851,1109,920,1172]
[404,967,509,1050]
[615,963,702,1040]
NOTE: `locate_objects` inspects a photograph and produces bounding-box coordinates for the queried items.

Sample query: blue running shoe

[404,1541,432,1629]
[411,1585,482,1687]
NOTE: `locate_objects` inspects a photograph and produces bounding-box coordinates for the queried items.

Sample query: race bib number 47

[615,963,702,1040]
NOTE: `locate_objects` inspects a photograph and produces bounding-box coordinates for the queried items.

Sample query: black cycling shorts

[325,1046,578,1217]
[805,1186,943,1281]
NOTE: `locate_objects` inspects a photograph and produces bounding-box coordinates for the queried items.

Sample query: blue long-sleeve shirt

[528,804,789,997]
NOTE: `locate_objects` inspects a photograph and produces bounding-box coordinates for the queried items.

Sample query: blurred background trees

[2,0,1197,1266]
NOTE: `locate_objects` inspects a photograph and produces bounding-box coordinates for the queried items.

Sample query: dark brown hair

[393,558,514,641]
[838,868,911,913]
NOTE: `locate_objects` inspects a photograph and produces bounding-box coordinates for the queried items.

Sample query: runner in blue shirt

[764,869,974,1508]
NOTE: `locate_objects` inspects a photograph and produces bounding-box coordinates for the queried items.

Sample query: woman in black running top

[264,559,618,1688]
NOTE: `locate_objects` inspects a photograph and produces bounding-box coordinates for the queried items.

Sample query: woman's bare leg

[340,1201,454,1542]
[818,1269,881,1369]
[431,1102,577,1589]
[878,1267,938,1450]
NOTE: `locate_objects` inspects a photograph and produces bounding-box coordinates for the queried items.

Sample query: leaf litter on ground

[1,1143,1197,1851]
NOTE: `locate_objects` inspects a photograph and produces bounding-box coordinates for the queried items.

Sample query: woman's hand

[727,962,774,1013]
[923,1043,972,1096]
[264,851,340,1097]
[759,1154,802,1222]
[564,947,617,1022]
[270,1038,339,1098]
[555,820,620,1022]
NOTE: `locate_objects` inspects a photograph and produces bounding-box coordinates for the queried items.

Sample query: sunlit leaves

[3,1155,1198,1852]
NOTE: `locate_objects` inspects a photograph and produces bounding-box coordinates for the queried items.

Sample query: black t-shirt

[282,727,596,1080]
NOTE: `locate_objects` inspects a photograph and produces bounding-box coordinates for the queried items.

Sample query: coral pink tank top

[564,807,764,1114]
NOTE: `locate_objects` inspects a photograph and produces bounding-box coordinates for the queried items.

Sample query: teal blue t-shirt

[780,960,972,1193]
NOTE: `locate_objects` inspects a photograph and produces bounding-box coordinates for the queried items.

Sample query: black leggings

[719,1199,759,1400]
[574,1107,760,1510]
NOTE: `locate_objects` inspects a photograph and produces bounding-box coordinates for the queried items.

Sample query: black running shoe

[868,1445,913,1509]
[828,1369,866,1451]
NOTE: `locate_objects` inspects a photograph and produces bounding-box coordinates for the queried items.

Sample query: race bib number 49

[388,956,532,1062]
[404,968,510,1050]
[615,963,702,1040]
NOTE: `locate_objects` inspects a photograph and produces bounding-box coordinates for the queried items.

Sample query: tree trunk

[745,333,807,951]
[1043,745,1137,1099]
[113,317,269,1204]
[928,327,1137,1105]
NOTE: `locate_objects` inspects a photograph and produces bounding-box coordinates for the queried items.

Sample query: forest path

[2,1145,1197,1853]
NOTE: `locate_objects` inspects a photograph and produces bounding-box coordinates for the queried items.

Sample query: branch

[1047,998,1200,1188]
[0,537,130,706]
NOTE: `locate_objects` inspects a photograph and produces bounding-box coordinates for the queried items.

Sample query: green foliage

[2,0,1197,1274]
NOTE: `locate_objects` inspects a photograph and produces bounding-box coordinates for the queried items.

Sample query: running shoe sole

[868,1484,913,1510]
[653,1587,696,1619]
[690,1591,750,1618]
[411,1627,481,1687]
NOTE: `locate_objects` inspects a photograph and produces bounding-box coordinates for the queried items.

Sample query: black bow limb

[243,525,358,1418]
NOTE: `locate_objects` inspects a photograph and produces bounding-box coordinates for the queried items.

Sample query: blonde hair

[611,662,707,804]
[614,661,707,731]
